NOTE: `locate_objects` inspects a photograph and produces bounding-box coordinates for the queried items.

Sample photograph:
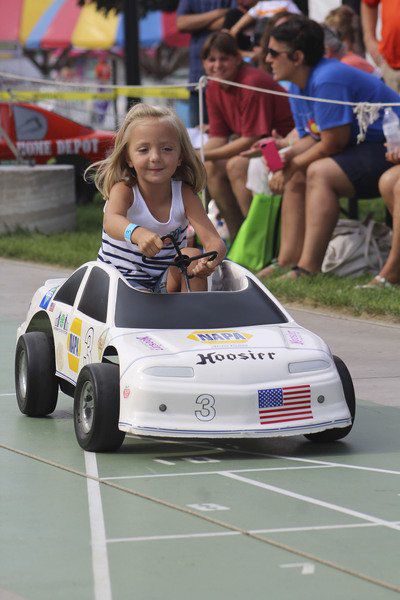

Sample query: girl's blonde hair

[86,103,206,198]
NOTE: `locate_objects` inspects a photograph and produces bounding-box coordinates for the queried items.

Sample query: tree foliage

[78,0,179,18]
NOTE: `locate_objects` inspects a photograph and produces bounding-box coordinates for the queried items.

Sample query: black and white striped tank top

[98,180,188,290]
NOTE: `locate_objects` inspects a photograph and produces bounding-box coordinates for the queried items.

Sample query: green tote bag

[227,193,281,272]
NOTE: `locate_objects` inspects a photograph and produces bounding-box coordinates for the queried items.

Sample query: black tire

[304,355,355,443]
[15,332,58,417]
[74,363,125,452]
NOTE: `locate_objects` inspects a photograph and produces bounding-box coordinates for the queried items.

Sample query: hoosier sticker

[187,330,252,345]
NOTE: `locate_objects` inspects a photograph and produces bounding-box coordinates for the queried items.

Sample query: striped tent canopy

[0,0,189,51]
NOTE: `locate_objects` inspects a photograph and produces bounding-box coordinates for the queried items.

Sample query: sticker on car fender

[97,329,109,360]
[54,311,69,333]
[39,287,58,309]
[282,329,305,347]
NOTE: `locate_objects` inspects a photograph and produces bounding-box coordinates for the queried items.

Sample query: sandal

[256,259,285,279]
[279,265,314,280]
[356,276,397,290]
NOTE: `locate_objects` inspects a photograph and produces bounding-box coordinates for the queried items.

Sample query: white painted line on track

[106,521,400,544]
[220,472,400,532]
[0,393,15,397]
[84,452,112,600]
[280,562,315,575]
[101,465,334,480]
[270,454,400,476]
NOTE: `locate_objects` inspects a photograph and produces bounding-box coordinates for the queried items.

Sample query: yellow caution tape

[0,86,190,101]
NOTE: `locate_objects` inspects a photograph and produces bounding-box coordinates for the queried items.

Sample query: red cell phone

[260,139,284,172]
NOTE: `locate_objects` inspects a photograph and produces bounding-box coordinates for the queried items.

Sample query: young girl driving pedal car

[88,103,226,292]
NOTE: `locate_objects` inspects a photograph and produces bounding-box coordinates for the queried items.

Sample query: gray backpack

[322,218,392,277]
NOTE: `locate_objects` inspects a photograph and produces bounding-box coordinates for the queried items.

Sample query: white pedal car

[15,242,355,452]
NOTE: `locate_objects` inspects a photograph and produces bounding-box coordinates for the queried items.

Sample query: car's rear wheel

[15,332,58,416]
[304,355,355,443]
[74,363,125,452]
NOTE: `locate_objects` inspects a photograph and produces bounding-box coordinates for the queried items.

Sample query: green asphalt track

[1,316,400,600]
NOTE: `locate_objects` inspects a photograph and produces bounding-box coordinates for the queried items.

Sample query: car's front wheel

[304,355,355,443]
[15,332,58,416]
[74,363,125,452]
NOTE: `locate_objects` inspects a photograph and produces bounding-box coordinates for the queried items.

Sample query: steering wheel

[142,233,218,292]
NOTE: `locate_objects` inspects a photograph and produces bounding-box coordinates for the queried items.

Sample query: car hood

[113,323,331,384]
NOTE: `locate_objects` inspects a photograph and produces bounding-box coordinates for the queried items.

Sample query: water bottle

[382,107,400,153]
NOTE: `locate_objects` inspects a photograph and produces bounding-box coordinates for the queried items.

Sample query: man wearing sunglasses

[263,16,400,279]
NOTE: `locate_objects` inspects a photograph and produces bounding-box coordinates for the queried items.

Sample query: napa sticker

[187,330,253,345]
[67,318,82,372]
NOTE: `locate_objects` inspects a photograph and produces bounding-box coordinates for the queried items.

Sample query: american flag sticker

[258,385,312,425]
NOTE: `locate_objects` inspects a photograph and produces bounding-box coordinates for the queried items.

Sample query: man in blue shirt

[262,16,400,278]
[177,0,236,126]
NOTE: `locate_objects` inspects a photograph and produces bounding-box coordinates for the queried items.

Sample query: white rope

[205,76,400,143]
[354,102,383,143]
[206,75,400,107]
[2,70,399,141]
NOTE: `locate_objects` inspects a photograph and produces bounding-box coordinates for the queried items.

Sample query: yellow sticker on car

[67,317,82,372]
[187,330,253,344]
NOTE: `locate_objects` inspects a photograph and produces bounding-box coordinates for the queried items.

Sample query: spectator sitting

[177,0,236,127]
[325,5,365,56]
[361,0,400,93]
[323,26,379,76]
[362,150,400,287]
[241,12,299,206]
[201,31,294,240]
[260,16,400,280]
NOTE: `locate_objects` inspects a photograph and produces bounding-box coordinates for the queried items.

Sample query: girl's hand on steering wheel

[131,227,163,257]
[191,257,216,279]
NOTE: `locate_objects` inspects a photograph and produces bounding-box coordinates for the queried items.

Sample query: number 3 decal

[195,394,216,421]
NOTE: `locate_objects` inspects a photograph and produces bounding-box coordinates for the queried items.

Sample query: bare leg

[226,156,253,217]
[298,158,355,273]
[376,165,400,283]
[205,159,244,241]
[276,170,307,267]
[166,248,208,293]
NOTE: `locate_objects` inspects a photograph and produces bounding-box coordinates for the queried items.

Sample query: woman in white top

[89,103,226,292]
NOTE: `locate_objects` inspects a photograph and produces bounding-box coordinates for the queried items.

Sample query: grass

[0,198,398,322]
[266,272,400,322]
[0,202,103,267]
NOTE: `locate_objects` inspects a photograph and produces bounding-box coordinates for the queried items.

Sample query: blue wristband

[124,223,139,242]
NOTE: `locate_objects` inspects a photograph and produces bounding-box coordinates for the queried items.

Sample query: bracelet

[124,223,139,242]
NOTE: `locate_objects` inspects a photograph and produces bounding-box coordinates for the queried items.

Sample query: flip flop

[279,265,314,280]
[356,276,398,290]
[256,260,286,278]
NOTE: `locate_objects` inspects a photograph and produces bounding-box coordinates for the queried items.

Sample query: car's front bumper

[118,367,352,439]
